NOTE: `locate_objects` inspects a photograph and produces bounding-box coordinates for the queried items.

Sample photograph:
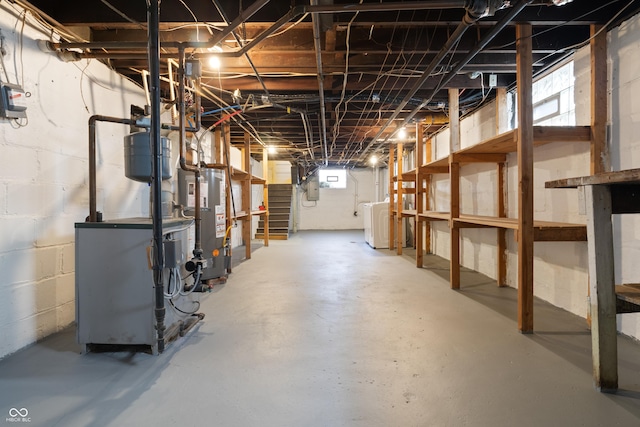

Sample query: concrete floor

[2,230,640,426]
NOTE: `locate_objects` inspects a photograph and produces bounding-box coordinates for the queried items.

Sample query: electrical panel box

[307,175,320,201]
[489,74,498,88]
[185,60,202,79]
[164,239,182,269]
[0,82,27,119]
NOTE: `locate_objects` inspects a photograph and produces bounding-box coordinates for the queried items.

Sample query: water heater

[178,168,227,280]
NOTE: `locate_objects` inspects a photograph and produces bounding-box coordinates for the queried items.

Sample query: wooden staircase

[256,184,292,240]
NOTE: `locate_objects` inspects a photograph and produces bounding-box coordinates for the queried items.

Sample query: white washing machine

[363,202,390,249]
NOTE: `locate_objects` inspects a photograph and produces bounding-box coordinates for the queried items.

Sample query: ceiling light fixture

[209,55,221,69]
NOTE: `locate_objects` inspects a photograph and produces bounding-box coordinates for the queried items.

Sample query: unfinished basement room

[2,0,640,425]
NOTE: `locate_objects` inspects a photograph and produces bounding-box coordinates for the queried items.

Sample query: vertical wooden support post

[588,24,608,327]
[496,87,508,287]
[388,145,396,250]
[449,88,461,289]
[497,162,507,287]
[416,122,424,267]
[214,127,222,163]
[449,89,460,152]
[516,24,534,333]
[591,24,608,175]
[262,147,270,247]
[496,87,510,134]
[396,142,404,255]
[585,184,618,391]
[450,161,460,289]
[223,123,233,271]
[243,132,252,260]
[425,138,433,254]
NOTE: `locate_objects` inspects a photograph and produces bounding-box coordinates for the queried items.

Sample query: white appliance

[363,202,390,249]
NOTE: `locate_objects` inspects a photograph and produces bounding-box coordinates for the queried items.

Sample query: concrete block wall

[0,6,149,358]
[297,168,376,230]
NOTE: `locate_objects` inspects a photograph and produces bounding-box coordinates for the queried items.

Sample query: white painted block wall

[297,168,376,230]
[0,7,148,358]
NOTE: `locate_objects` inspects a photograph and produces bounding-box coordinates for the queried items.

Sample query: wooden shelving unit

[221,125,269,265]
[388,23,607,334]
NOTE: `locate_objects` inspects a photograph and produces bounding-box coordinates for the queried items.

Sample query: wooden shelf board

[251,176,267,185]
[616,284,640,313]
[546,168,640,189]
[419,157,449,173]
[456,215,519,229]
[452,215,587,241]
[401,209,417,217]
[400,168,418,180]
[251,210,268,216]
[418,211,450,221]
[455,126,591,156]
[233,211,249,219]
[230,167,249,180]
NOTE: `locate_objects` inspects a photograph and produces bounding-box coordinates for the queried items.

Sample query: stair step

[255,233,289,240]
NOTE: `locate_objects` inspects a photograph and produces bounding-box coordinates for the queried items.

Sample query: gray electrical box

[307,175,320,201]
[0,82,27,119]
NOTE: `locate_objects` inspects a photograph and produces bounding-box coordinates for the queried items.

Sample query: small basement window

[319,169,347,189]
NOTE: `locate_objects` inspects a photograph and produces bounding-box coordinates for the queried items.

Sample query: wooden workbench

[546,168,640,392]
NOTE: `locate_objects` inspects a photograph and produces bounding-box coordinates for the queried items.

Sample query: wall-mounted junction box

[307,174,320,201]
[0,82,27,119]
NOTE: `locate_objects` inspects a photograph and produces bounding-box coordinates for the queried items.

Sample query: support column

[396,142,404,255]
[243,132,252,260]
[262,147,270,247]
[450,161,460,289]
[591,24,608,175]
[585,184,618,391]
[449,89,461,289]
[496,87,508,287]
[223,123,233,272]
[416,121,424,268]
[516,23,534,333]
[425,137,433,255]
[388,145,396,250]
[588,24,609,327]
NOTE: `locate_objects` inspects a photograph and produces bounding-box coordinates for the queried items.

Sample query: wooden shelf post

[496,87,508,287]
[591,24,608,175]
[388,145,396,250]
[396,142,404,255]
[516,23,534,333]
[242,132,252,260]
[449,88,461,289]
[416,121,424,268]
[262,147,270,247]
[223,123,233,271]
